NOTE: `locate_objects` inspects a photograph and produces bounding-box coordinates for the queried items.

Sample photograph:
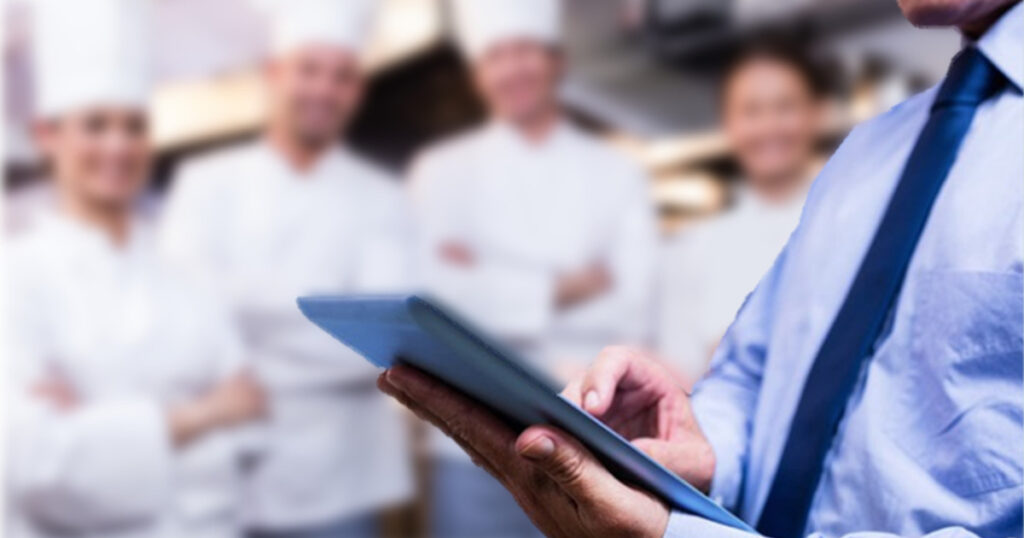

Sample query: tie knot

[932,47,1008,111]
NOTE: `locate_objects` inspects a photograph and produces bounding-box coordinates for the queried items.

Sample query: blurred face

[34,107,151,211]
[266,44,364,149]
[472,39,563,125]
[722,59,822,192]
[897,0,1017,31]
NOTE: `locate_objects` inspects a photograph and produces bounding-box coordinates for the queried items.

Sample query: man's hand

[565,347,716,493]
[439,241,476,267]
[204,371,267,427]
[378,366,670,538]
[556,262,612,309]
[168,371,266,447]
[31,372,79,411]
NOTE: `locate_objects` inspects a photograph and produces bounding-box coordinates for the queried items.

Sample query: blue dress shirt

[666,5,1023,536]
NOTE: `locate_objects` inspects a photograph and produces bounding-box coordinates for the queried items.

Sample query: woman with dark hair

[658,39,829,378]
[5,1,264,536]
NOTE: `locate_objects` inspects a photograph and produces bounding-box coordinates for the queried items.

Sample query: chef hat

[451,0,563,59]
[263,0,377,57]
[31,0,153,119]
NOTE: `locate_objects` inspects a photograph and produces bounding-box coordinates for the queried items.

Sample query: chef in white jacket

[158,1,413,536]
[658,41,827,380]
[408,0,657,535]
[5,1,265,537]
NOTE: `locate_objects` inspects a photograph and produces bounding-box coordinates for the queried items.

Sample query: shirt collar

[37,209,148,260]
[974,1,1023,93]
[486,117,576,153]
[258,136,344,183]
[734,175,814,216]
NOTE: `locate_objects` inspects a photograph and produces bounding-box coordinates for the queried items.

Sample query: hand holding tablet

[297,294,753,533]
[377,365,675,538]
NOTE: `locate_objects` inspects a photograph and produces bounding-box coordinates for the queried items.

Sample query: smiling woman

[719,39,826,200]
[657,37,827,378]
[6,2,266,538]
[35,108,150,219]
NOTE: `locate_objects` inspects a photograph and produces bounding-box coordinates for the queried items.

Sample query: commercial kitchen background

[5,0,959,230]
[2,0,963,536]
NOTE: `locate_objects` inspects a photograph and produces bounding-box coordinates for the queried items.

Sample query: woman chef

[5,1,264,537]
[657,40,828,379]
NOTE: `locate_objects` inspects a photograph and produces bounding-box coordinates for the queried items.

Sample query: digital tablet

[297,293,752,531]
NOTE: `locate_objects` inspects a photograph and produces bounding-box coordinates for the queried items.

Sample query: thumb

[515,426,617,508]
[633,437,714,495]
[632,437,676,463]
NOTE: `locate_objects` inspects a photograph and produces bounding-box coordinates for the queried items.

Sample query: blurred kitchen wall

[4,0,960,233]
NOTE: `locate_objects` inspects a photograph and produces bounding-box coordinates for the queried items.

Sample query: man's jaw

[900,0,1015,35]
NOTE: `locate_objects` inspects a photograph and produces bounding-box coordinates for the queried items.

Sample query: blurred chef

[4,1,265,537]
[408,0,657,535]
[658,40,827,379]
[158,1,413,536]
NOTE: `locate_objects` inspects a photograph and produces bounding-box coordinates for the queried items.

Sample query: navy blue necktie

[756,47,1009,538]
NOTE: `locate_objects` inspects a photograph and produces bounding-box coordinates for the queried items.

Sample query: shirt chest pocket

[887,270,1023,498]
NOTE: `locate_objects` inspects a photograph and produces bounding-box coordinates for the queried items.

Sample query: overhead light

[150,71,267,149]
[651,171,724,210]
[365,0,445,69]
[607,131,729,171]
[150,0,446,151]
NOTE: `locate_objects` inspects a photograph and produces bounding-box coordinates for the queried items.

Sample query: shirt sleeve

[158,160,311,328]
[4,318,173,531]
[663,512,984,538]
[350,182,416,292]
[689,242,790,510]
[3,262,174,532]
[656,231,716,378]
[408,150,557,339]
[553,162,659,345]
[158,160,224,282]
[8,391,174,532]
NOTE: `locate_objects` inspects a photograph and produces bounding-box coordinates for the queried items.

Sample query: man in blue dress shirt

[377,0,1024,536]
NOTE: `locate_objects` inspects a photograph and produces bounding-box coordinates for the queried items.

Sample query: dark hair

[721,36,830,100]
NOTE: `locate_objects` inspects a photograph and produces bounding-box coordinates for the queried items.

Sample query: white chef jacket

[409,120,658,377]
[657,184,809,379]
[158,140,413,529]
[5,212,249,538]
